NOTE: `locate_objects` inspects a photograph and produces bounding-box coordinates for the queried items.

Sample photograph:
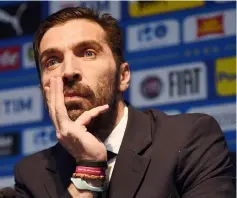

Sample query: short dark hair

[33,6,125,79]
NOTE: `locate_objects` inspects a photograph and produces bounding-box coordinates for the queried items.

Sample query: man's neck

[88,99,126,142]
[114,100,126,127]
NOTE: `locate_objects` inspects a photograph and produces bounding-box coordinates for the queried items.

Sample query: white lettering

[0,51,19,67]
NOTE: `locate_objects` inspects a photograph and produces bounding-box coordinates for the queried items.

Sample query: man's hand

[44,77,109,162]
[67,183,98,198]
[0,187,17,198]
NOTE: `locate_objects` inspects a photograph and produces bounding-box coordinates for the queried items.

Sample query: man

[13,6,235,198]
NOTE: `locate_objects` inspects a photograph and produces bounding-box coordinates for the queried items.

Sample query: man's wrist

[75,154,107,163]
[75,147,107,162]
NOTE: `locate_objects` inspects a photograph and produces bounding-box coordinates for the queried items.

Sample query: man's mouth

[64,91,88,98]
[63,93,85,104]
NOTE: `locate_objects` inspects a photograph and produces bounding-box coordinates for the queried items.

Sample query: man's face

[39,19,118,122]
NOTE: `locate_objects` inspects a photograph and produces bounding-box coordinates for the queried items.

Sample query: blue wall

[0,1,235,187]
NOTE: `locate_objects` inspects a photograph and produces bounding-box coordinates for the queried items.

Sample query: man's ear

[118,62,130,92]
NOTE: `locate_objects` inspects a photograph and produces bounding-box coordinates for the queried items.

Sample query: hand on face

[44,77,109,162]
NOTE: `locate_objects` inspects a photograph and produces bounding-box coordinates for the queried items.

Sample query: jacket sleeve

[177,115,235,198]
[14,163,31,198]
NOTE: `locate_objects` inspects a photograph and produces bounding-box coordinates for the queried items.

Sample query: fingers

[43,78,60,131]
[44,86,50,109]
[55,77,70,126]
[76,104,109,125]
[50,77,60,131]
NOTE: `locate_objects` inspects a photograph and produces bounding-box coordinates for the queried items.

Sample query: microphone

[0,187,17,198]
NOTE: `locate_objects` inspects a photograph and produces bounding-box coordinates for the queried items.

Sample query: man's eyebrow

[72,40,104,52]
[39,48,59,63]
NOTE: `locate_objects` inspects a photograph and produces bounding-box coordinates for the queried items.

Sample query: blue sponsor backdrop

[0,1,235,186]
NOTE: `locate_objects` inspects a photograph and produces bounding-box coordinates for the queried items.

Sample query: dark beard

[64,70,119,140]
[87,98,118,141]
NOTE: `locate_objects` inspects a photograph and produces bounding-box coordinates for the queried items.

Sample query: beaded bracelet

[75,166,106,176]
[72,173,105,180]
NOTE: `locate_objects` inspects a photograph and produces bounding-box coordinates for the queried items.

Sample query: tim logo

[0,86,43,126]
[2,97,32,115]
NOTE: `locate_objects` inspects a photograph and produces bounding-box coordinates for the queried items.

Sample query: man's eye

[46,58,59,67]
[84,50,96,58]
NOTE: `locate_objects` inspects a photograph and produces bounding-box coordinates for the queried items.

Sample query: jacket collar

[44,143,76,197]
[107,105,153,198]
[45,143,76,173]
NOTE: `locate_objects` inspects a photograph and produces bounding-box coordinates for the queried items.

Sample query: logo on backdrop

[197,15,224,37]
[0,3,27,36]
[187,103,236,132]
[129,1,204,17]
[141,76,163,99]
[213,0,235,3]
[0,176,14,188]
[0,132,19,157]
[0,2,41,39]
[126,19,180,52]
[49,1,121,21]
[22,126,57,155]
[183,9,235,43]
[0,46,20,71]
[164,110,181,115]
[215,56,236,96]
[22,42,35,69]
[130,62,207,107]
[0,86,43,126]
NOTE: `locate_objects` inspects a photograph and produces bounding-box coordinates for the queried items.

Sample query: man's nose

[63,72,80,84]
[62,63,81,84]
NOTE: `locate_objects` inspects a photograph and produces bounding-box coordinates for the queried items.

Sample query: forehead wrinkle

[40,22,110,56]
